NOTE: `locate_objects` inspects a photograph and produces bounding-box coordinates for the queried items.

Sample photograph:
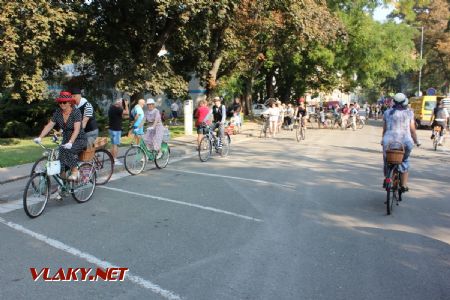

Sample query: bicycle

[294,117,306,142]
[24,140,97,218]
[198,123,231,162]
[31,137,114,185]
[259,115,270,138]
[123,133,170,175]
[432,125,445,151]
[383,142,404,215]
[355,115,365,129]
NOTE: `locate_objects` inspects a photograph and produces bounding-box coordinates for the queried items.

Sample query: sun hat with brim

[146,98,155,105]
[56,91,74,103]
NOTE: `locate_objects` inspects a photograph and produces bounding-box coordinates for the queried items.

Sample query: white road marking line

[0,216,182,300]
[167,169,296,189]
[0,136,254,214]
[98,186,263,223]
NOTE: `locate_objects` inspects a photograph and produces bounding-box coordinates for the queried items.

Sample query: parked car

[252,103,267,117]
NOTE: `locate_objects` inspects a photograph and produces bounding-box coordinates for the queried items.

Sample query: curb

[0,129,258,185]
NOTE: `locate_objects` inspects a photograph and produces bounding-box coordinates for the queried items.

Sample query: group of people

[34,89,99,180]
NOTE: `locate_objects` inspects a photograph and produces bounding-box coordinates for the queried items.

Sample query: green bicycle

[124,134,170,175]
[23,139,97,218]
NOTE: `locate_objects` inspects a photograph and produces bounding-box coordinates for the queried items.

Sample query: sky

[373,4,395,22]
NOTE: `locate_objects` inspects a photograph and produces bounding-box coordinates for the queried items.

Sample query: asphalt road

[1,121,449,300]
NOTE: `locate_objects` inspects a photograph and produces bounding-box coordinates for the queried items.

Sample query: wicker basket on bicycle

[79,137,108,161]
[386,142,405,165]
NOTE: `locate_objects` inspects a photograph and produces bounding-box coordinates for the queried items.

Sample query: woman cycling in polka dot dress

[34,91,87,181]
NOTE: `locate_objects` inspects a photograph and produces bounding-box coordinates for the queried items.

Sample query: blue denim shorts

[109,130,122,145]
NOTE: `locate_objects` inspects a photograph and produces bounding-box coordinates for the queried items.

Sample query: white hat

[146,98,155,105]
[393,93,408,106]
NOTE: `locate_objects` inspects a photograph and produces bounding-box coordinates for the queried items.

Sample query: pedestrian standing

[108,98,129,165]
[130,99,146,144]
[232,97,242,133]
[170,100,180,125]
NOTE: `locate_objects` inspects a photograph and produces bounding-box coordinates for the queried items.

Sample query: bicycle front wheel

[155,143,170,169]
[220,133,231,157]
[433,137,438,151]
[23,172,50,218]
[124,146,147,175]
[357,119,364,129]
[94,148,114,185]
[71,163,96,203]
[198,136,212,162]
[30,156,58,194]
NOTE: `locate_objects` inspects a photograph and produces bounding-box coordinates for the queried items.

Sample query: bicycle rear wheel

[155,143,170,169]
[198,136,212,162]
[94,148,114,185]
[385,167,397,215]
[124,146,147,175]
[220,133,231,157]
[23,172,50,218]
[71,163,96,203]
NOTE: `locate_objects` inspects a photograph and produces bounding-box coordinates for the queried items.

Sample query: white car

[252,103,267,117]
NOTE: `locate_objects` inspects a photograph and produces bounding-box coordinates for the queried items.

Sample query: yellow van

[409,96,445,127]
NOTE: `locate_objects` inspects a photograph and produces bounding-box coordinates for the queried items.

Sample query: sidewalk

[0,122,261,185]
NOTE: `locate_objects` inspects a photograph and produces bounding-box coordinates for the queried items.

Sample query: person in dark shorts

[108,98,129,165]
[195,100,211,149]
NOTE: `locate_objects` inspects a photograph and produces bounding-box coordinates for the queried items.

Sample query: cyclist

[143,98,164,159]
[381,93,420,192]
[295,102,307,128]
[349,103,358,130]
[195,100,211,149]
[212,96,227,148]
[430,100,449,145]
[33,91,87,181]
[72,88,98,147]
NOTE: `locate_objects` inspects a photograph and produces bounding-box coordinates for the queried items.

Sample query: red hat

[56,91,74,103]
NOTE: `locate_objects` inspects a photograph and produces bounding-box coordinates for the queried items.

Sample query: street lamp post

[418,26,424,96]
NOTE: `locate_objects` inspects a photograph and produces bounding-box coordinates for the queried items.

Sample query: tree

[390,0,450,94]
[0,0,77,102]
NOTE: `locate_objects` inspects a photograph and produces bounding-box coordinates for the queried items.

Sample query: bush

[2,121,29,138]
[0,97,54,138]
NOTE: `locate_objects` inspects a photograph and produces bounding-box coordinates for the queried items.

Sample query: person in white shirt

[170,101,179,125]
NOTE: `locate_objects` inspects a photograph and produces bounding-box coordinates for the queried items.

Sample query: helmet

[393,93,408,106]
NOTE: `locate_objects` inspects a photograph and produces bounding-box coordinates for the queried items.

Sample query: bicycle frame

[132,134,169,160]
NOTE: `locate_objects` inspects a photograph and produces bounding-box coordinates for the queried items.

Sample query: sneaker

[156,151,163,159]
[400,186,409,193]
[68,173,79,181]
[114,160,123,166]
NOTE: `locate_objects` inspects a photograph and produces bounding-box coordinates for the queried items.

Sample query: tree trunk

[243,76,254,115]
[266,69,275,99]
[206,55,223,99]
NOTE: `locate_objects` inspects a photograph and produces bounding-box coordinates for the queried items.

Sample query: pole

[418,26,424,96]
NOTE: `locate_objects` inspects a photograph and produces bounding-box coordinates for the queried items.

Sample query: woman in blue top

[382,93,420,192]
[130,99,145,143]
